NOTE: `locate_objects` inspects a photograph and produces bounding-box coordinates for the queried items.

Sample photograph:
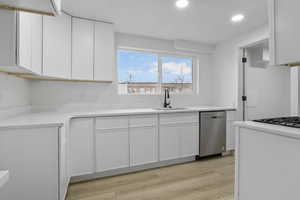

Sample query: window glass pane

[161,57,193,93]
[118,50,159,94]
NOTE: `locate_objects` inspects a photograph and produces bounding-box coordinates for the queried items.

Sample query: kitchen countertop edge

[0,107,236,130]
[234,121,300,140]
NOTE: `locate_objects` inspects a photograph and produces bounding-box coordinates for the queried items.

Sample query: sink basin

[153,107,189,111]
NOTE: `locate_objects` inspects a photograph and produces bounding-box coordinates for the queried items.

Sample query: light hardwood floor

[67,156,235,200]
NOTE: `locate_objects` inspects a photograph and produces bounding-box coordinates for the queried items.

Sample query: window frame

[117,48,198,95]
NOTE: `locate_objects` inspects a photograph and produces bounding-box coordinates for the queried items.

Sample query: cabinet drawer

[160,112,198,124]
[129,115,157,127]
[95,116,128,130]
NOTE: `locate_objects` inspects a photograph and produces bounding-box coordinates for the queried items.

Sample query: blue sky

[118,50,192,83]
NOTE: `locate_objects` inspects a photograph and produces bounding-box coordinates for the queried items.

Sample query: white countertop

[234,121,300,140]
[0,171,9,188]
[0,106,235,130]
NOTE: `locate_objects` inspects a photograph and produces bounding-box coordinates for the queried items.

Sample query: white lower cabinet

[95,116,129,172]
[159,112,199,161]
[226,111,238,151]
[180,123,199,158]
[70,118,94,176]
[96,129,129,172]
[129,115,158,166]
[70,113,199,179]
[159,124,181,161]
[0,126,64,200]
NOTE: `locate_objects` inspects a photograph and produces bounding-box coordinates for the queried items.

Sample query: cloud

[162,62,192,75]
[148,62,158,73]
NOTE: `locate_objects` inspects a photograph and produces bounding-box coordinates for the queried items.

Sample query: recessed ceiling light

[231,14,245,23]
[175,0,189,9]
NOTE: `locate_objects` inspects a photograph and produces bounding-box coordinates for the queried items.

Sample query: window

[161,57,193,93]
[118,50,194,94]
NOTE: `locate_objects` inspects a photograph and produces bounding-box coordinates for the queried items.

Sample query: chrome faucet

[163,88,171,108]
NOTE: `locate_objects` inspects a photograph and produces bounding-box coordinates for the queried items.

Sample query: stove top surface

[254,117,300,128]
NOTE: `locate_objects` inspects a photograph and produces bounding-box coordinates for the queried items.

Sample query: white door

[96,129,129,172]
[43,13,71,78]
[159,124,180,161]
[72,17,94,80]
[180,123,199,158]
[70,118,94,176]
[94,22,115,81]
[130,126,158,166]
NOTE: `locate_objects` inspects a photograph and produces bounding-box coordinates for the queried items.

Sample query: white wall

[245,61,290,120]
[212,26,269,109]
[0,73,31,119]
[290,67,300,116]
[29,33,215,111]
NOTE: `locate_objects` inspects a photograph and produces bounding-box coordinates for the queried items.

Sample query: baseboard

[70,156,196,183]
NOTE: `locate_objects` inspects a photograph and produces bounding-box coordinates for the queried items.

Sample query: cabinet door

[180,123,199,158]
[0,10,16,66]
[59,126,69,200]
[30,13,42,74]
[270,0,300,65]
[43,13,71,78]
[130,126,158,166]
[0,127,59,200]
[72,17,94,80]
[159,124,180,161]
[18,12,32,69]
[70,118,94,176]
[96,129,129,172]
[94,22,115,81]
[18,12,42,74]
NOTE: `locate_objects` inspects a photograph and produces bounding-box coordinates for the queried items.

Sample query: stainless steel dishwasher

[199,111,226,157]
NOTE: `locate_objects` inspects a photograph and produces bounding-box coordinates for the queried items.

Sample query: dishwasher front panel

[200,111,226,157]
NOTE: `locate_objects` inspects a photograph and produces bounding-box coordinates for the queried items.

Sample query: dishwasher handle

[211,116,224,119]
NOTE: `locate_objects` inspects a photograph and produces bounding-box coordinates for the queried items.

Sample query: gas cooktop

[253,117,300,128]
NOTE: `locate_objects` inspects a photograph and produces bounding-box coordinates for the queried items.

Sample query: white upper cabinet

[30,13,43,74]
[43,13,71,78]
[18,12,32,70]
[18,12,43,74]
[0,10,42,74]
[71,17,94,80]
[72,17,115,81]
[94,22,115,81]
[269,0,300,66]
[0,0,61,16]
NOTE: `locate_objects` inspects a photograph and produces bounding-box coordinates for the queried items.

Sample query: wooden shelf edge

[0,71,114,83]
[0,5,55,16]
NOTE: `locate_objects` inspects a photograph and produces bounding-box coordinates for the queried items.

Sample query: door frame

[237,38,269,121]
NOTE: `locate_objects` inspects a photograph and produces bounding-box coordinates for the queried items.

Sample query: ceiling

[63,0,268,44]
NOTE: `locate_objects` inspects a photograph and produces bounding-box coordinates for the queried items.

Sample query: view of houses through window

[118,50,194,94]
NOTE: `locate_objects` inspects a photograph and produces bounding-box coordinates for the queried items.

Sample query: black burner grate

[254,117,300,128]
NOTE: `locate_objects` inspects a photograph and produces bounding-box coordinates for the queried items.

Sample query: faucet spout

[163,88,171,108]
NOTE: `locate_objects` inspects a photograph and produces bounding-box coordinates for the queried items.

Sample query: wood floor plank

[67,156,234,200]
